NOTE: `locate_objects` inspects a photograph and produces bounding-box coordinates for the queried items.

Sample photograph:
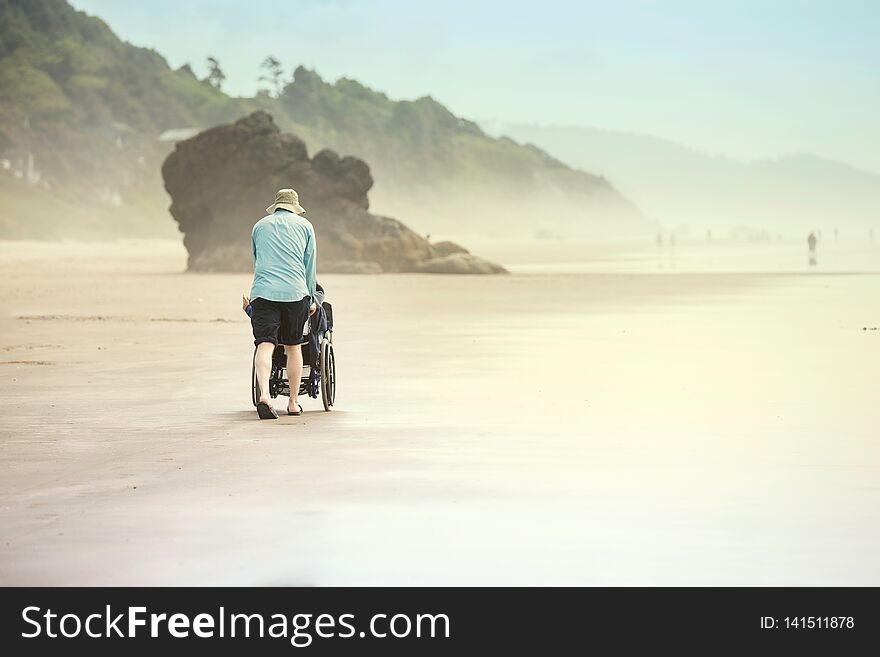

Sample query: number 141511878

[784,617,854,629]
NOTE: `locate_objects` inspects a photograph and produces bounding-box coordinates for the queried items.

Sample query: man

[250,188,317,419]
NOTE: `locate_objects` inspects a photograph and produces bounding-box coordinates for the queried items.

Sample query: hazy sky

[71,0,880,172]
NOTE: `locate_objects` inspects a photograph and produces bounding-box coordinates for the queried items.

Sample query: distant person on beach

[249,188,317,420]
[807,231,818,266]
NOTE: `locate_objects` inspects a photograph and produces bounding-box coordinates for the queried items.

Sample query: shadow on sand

[220,409,348,423]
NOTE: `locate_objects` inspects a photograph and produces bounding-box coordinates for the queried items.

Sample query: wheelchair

[251,301,336,411]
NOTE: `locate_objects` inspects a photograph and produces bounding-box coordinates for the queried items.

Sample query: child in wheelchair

[245,283,336,412]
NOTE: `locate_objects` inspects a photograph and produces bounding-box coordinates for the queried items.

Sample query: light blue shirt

[249,209,317,303]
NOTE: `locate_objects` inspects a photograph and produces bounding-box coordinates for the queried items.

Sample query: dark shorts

[250,296,311,346]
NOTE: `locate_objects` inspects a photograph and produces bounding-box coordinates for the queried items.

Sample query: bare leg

[254,341,276,405]
[284,344,303,412]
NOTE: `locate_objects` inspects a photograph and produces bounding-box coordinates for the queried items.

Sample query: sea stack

[162,111,506,274]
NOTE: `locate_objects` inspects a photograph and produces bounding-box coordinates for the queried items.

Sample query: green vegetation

[0,0,246,236]
[0,0,643,239]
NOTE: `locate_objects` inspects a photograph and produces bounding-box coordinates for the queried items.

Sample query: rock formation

[162,112,506,274]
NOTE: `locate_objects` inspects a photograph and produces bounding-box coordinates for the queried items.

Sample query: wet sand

[1,239,878,585]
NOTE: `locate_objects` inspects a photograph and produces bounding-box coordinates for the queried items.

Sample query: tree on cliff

[258,56,284,97]
[204,56,226,90]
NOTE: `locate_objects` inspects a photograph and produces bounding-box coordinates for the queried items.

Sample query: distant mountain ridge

[0,0,649,240]
[484,121,880,238]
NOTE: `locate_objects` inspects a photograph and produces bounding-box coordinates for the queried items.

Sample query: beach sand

[0,239,878,585]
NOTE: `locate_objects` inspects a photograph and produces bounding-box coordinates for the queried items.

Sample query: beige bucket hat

[266,188,306,215]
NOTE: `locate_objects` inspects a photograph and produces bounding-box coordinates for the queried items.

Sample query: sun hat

[265,188,306,215]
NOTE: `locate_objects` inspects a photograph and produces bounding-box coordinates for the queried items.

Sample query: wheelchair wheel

[251,348,258,407]
[320,338,336,411]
